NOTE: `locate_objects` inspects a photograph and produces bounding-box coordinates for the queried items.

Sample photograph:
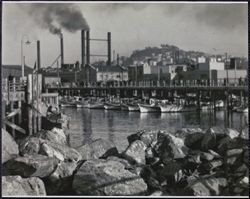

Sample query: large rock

[19,137,81,162]
[76,138,118,161]
[19,137,43,155]
[175,128,203,139]
[40,141,81,162]
[123,140,147,165]
[184,132,204,150]
[2,175,46,196]
[201,128,217,151]
[4,154,59,178]
[140,130,159,147]
[159,161,184,184]
[2,129,19,163]
[185,175,227,196]
[72,159,148,195]
[226,149,243,166]
[217,137,248,155]
[154,132,187,162]
[127,130,159,147]
[44,160,78,195]
[35,128,67,145]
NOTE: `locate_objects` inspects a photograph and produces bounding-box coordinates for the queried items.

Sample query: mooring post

[11,78,15,137]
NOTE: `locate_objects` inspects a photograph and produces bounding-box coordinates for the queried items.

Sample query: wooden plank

[4,120,26,134]
[6,108,21,119]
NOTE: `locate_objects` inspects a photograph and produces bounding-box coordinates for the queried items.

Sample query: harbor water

[62,107,248,152]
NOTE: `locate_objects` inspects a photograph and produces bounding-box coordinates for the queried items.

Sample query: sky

[2,2,248,68]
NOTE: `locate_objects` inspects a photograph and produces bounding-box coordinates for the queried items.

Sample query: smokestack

[60,33,64,66]
[37,40,41,70]
[81,30,85,68]
[86,30,90,65]
[117,53,120,66]
[107,32,111,66]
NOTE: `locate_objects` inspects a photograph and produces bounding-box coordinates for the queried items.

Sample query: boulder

[154,132,187,162]
[226,128,240,139]
[184,132,204,150]
[19,137,42,155]
[35,128,67,145]
[235,164,249,177]
[185,175,227,196]
[123,140,147,165]
[140,130,159,147]
[76,138,118,161]
[226,149,243,166]
[2,175,46,196]
[127,131,142,144]
[208,126,239,139]
[40,141,82,162]
[149,190,163,196]
[44,160,78,195]
[201,128,217,151]
[243,149,248,164]
[159,161,184,184]
[127,130,159,147]
[72,159,148,195]
[106,156,133,170]
[4,154,59,178]
[19,137,81,162]
[2,128,19,163]
[200,152,214,161]
[218,137,247,155]
[240,127,249,140]
[202,160,223,171]
[187,153,201,164]
[175,128,203,139]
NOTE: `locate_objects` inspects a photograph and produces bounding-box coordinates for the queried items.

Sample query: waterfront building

[2,64,33,80]
[95,65,128,82]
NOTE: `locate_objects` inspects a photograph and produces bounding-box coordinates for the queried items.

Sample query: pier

[47,79,248,109]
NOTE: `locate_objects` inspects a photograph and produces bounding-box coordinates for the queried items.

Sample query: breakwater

[2,124,249,196]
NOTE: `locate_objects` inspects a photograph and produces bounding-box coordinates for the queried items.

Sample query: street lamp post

[21,35,31,81]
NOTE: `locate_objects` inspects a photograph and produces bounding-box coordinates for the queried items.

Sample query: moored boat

[138,103,160,113]
[104,102,121,110]
[120,103,129,111]
[234,107,248,113]
[160,104,197,113]
[127,103,140,112]
[87,102,105,109]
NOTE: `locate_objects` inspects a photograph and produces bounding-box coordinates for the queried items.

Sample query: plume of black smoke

[22,3,89,36]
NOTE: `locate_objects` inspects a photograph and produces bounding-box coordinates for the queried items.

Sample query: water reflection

[82,109,93,145]
[63,108,248,151]
[106,111,115,143]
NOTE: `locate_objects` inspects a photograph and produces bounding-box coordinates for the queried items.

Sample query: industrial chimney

[60,33,64,67]
[37,40,41,70]
[107,32,111,66]
[86,30,90,65]
[117,53,120,66]
[81,30,85,69]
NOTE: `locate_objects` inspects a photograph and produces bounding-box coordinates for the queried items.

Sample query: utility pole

[234,58,237,86]
[225,53,228,86]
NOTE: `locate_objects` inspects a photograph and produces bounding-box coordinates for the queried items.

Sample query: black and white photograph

[1,1,249,197]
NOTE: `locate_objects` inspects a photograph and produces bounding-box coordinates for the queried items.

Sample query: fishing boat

[60,100,76,107]
[87,102,105,109]
[234,106,249,113]
[216,100,224,109]
[138,103,161,113]
[160,104,196,113]
[104,102,121,110]
[120,103,129,111]
[127,103,140,112]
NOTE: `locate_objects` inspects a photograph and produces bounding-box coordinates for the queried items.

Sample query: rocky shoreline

[2,125,249,196]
